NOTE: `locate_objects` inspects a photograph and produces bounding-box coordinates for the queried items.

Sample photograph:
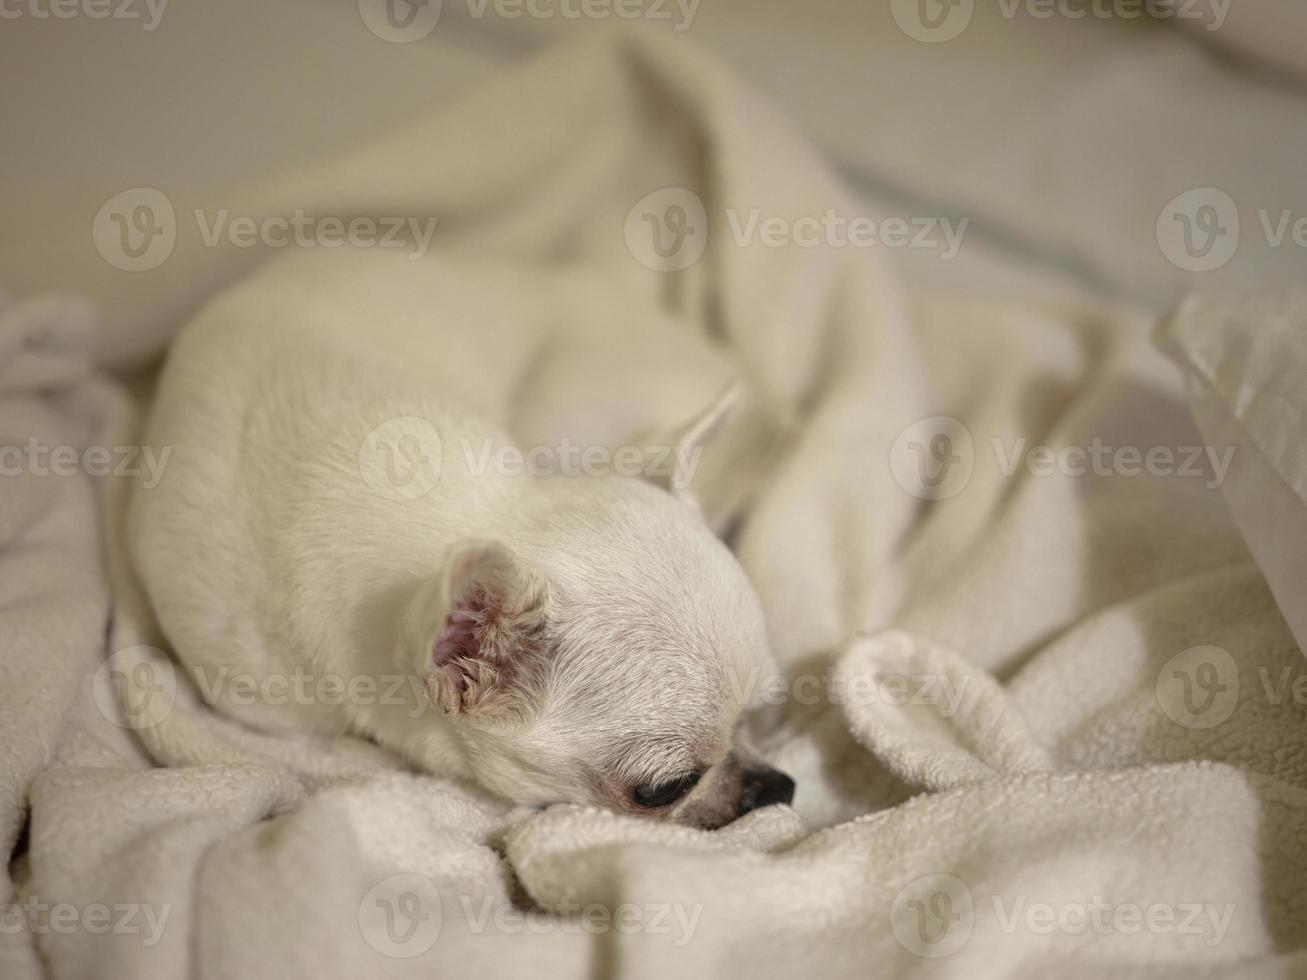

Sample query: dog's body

[129,248,793,827]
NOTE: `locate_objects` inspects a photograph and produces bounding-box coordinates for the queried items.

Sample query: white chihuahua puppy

[128,249,794,828]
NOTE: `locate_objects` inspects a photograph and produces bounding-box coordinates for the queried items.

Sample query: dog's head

[402,387,795,828]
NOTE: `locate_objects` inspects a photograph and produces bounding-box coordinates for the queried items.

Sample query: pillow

[1156,289,1307,657]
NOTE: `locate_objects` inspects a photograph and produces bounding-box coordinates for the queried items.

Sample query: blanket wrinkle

[836,632,1055,792]
[2,24,1305,979]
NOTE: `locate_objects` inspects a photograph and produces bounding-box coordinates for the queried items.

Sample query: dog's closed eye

[632,772,702,809]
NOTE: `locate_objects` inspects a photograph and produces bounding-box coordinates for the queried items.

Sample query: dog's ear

[642,381,741,498]
[420,540,552,717]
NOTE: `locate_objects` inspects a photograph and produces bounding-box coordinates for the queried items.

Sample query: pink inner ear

[426,548,548,716]
[432,607,484,698]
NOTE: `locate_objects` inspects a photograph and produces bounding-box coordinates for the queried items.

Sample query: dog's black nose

[736,766,796,816]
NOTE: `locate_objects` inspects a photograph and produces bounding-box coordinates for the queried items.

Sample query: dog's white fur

[128,248,789,827]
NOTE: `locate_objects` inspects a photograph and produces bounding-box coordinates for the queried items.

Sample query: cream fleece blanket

[3,28,1306,980]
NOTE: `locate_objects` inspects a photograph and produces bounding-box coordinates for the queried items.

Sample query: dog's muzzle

[735,765,796,816]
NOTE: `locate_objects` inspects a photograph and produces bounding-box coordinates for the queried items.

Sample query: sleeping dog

[127,248,794,828]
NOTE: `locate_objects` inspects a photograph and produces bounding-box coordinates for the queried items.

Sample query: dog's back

[129,249,531,732]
